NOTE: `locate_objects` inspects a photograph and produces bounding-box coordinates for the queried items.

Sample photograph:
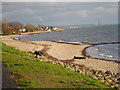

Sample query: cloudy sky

[2,1,118,26]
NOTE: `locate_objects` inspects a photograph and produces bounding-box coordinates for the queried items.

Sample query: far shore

[1,33,119,74]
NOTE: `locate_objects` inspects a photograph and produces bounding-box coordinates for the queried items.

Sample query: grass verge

[1,42,113,89]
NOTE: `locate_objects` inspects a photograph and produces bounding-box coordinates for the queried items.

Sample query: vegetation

[2,42,113,89]
[2,21,13,35]
[1,20,43,35]
[25,24,37,32]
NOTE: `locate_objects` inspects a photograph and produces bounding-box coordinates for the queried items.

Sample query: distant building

[42,26,59,31]
[19,28,26,33]
[22,29,26,32]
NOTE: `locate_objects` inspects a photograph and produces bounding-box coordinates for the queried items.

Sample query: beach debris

[33,51,43,58]
[73,56,86,59]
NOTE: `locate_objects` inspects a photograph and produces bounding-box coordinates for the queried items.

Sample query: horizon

[2,20,118,27]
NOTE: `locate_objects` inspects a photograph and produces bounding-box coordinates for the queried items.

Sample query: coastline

[82,45,120,63]
[1,35,119,74]
[1,34,120,89]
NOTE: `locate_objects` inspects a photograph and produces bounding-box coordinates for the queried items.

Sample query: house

[19,28,26,33]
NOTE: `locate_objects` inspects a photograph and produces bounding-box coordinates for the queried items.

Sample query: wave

[55,40,85,44]
[86,44,119,61]
[99,53,119,59]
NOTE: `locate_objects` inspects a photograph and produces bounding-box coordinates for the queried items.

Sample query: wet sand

[1,35,119,73]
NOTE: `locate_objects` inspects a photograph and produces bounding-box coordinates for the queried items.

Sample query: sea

[15,24,119,61]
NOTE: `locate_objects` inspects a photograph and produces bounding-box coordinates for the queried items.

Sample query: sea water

[16,24,119,61]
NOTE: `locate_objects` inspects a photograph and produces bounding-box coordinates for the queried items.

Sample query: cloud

[2,2,118,25]
[95,6,104,10]
[23,8,37,14]
[95,5,117,14]
[77,10,89,17]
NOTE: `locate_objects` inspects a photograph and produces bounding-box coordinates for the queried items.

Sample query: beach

[1,35,119,74]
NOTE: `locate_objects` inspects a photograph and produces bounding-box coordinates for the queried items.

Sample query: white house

[23,29,26,32]
[19,28,26,32]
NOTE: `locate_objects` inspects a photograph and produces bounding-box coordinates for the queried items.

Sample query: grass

[1,42,113,89]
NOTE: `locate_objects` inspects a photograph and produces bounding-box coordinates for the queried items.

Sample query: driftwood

[74,56,86,59]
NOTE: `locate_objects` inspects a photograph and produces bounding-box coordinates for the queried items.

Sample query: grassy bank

[1,42,113,89]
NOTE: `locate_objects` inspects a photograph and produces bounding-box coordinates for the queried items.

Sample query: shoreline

[82,45,120,63]
[1,34,120,89]
[12,34,119,63]
[42,40,120,63]
[1,35,119,74]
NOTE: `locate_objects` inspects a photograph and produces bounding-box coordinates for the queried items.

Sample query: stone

[93,76,98,79]
[115,84,119,88]
[103,76,108,80]
[73,64,78,68]
[76,69,81,73]
[59,62,64,66]
[97,70,102,74]
[37,55,41,59]
[107,79,113,83]
[105,71,112,75]
[92,70,96,75]
[100,80,105,83]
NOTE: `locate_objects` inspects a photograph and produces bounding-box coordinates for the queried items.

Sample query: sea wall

[30,51,120,89]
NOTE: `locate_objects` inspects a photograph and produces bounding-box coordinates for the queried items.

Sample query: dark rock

[105,71,112,75]
[92,70,96,75]
[74,56,86,59]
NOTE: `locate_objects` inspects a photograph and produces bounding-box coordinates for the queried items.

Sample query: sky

[1,1,119,26]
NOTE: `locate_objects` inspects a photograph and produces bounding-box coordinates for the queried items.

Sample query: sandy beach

[1,35,119,74]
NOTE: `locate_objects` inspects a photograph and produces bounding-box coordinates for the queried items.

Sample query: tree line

[0,21,46,35]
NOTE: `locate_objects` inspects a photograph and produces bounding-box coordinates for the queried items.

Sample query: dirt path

[2,64,18,88]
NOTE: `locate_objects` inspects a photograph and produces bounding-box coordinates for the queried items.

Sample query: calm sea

[16,24,119,61]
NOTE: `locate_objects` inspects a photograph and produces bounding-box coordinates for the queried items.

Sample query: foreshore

[1,34,120,89]
[1,34,119,74]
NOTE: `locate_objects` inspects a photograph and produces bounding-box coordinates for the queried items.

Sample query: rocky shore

[29,45,120,89]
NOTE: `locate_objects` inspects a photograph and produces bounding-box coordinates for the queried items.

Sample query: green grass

[1,42,113,88]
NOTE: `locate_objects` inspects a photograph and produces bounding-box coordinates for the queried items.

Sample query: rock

[115,84,119,88]
[115,74,120,79]
[100,80,105,83]
[97,70,102,74]
[78,65,86,69]
[76,69,81,73]
[37,55,41,59]
[105,71,112,75]
[92,70,96,75]
[73,64,77,68]
[103,76,108,80]
[107,79,113,83]
[93,76,98,79]
[66,63,70,68]
[59,62,64,66]
[111,78,117,83]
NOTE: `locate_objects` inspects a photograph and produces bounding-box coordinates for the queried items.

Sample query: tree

[9,21,24,27]
[0,21,2,34]
[37,25,45,31]
[2,21,13,35]
[9,21,24,33]
[25,24,37,32]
